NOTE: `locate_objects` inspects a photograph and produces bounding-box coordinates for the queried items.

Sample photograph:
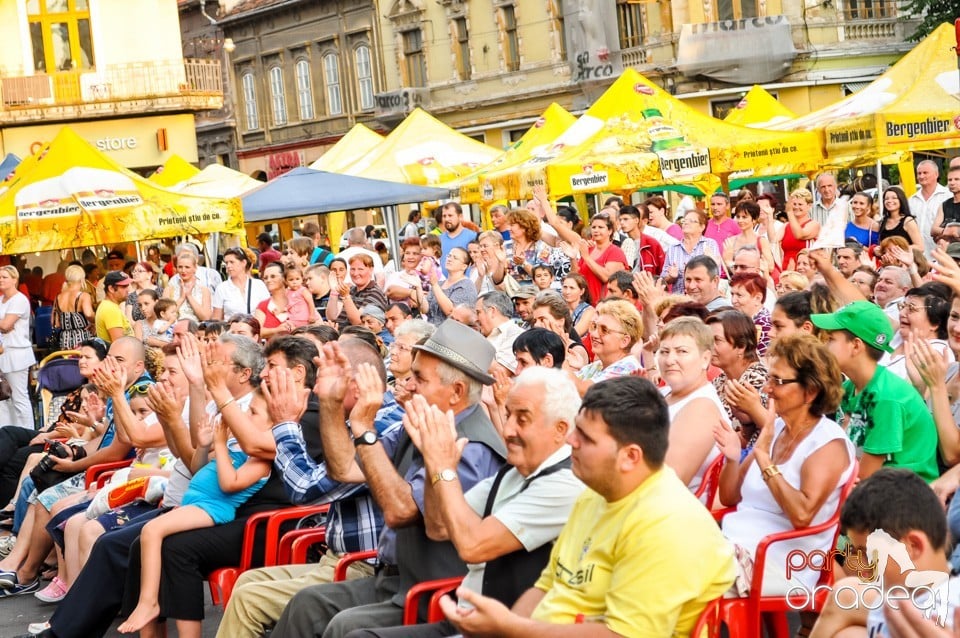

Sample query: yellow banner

[0,127,243,255]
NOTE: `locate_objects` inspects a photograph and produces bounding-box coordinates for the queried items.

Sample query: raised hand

[313,341,352,406]
[490,367,513,407]
[93,357,125,398]
[195,413,213,448]
[146,382,182,428]
[931,248,960,296]
[176,333,205,386]
[261,366,309,425]
[402,394,464,472]
[713,421,742,462]
[200,339,230,391]
[349,363,385,428]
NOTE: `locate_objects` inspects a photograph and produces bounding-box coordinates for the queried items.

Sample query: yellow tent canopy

[148,154,202,187]
[723,86,796,128]
[487,69,823,199]
[339,108,502,186]
[770,23,960,165]
[0,127,243,254]
[309,124,384,173]
[458,103,577,204]
[170,163,264,198]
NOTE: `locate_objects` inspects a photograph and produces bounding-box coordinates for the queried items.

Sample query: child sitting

[116,393,273,633]
[533,264,558,292]
[151,298,178,344]
[418,235,444,291]
[285,266,318,326]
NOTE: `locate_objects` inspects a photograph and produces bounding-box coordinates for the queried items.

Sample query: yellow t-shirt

[95,299,132,343]
[532,466,735,637]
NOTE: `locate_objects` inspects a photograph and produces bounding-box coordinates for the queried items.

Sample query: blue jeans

[12,476,33,534]
[948,494,960,571]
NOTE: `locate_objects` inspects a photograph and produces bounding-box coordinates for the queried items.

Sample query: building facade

[371,0,921,149]
[216,0,385,178]
[0,0,222,172]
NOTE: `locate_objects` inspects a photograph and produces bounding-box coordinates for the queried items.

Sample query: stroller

[34,351,86,430]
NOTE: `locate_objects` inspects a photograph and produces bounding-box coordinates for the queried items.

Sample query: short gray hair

[220,333,265,384]
[512,367,581,434]
[917,159,940,175]
[396,319,436,342]
[479,291,514,319]
[880,265,911,289]
[478,230,504,246]
[347,227,366,246]
[434,358,482,405]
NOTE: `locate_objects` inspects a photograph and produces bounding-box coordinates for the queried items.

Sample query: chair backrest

[694,454,724,506]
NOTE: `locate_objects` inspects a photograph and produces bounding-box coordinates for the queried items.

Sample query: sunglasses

[129,382,153,396]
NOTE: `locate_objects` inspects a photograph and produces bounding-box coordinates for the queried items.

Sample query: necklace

[773,417,818,461]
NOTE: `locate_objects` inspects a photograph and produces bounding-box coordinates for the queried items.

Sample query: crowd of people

[0,161,960,637]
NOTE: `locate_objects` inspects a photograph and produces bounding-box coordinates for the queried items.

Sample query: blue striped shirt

[271,392,405,554]
[660,236,721,294]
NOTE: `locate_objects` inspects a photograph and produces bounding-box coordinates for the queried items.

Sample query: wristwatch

[431,468,458,486]
[353,430,378,447]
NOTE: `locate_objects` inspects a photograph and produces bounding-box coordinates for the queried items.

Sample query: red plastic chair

[694,455,724,507]
[208,503,329,606]
[691,597,722,638]
[714,461,860,637]
[84,459,133,489]
[331,551,463,625]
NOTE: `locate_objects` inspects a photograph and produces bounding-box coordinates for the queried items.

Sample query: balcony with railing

[0,59,223,121]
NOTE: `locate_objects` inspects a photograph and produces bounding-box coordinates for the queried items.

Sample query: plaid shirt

[660,236,720,294]
[271,392,405,554]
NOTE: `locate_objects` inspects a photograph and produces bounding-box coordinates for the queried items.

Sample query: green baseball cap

[810,300,894,353]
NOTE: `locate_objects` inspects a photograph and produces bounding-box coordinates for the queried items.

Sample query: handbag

[46,304,63,351]
[0,371,11,402]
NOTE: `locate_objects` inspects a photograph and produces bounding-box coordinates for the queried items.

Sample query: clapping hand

[313,342,352,406]
[176,333,205,387]
[196,413,213,448]
[402,395,463,473]
[262,366,310,425]
[713,420,742,463]
[349,363,385,429]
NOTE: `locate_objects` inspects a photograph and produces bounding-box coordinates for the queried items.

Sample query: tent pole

[384,205,401,268]
[876,158,884,203]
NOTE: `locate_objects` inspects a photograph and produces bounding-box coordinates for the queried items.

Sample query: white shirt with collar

[909,183,951,255]
[487,320,525,373]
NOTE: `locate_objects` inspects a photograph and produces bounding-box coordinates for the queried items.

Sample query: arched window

[295,59,315,121]
[323,53,343,115]
[354,45,374,111]
[241,72,259,130]
[269,65,287,126]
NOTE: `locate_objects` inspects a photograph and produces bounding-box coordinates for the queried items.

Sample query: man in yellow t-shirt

[95,271,134,343]
[440,376,736,637]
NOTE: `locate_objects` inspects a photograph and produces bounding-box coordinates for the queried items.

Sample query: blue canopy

[241,167,450,222]
[0,154,20,182]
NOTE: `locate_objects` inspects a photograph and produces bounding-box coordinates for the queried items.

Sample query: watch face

[440,469,457,481]
[356,431,377,446]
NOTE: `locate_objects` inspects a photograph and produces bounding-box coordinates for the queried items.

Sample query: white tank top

[663,382,730,496]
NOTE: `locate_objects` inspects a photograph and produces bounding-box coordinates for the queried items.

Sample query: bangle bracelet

[216,397,235,413]
[761,464,781,482]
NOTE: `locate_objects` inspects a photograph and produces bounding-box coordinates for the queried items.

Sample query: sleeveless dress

[181,448,267,525]
[662,382,730,497]
[780,219,812,270]
[721,416,855,594]
[166,279,206,321]
[844,221,879,248]
[56,292,91,350]
[879,215,913,244]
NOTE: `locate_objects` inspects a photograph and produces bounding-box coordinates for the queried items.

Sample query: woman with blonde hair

[775,271,809,296]
[163,252,212,321]
[573,298,643,395]
[54,264,94,350]
[777,188,820,271]
[0,266,37,428]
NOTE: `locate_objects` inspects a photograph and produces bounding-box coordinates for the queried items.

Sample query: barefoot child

[117,393,272,633]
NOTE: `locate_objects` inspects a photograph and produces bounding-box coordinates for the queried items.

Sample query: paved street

[0,587,224,638]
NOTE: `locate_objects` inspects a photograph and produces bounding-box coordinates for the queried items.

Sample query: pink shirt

[705,217,741,246]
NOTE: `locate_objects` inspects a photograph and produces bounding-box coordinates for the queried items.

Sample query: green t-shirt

[840,365,939,483]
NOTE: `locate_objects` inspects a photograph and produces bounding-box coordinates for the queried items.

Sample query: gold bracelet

[216,397,235,413]
[761,464,781,482]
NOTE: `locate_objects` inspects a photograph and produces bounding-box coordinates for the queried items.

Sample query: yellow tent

[723,86,796,128]
[309,124,384,173]
[170,163,263,198]
[770,23,960,165]
[339,108,502,186]
[490,69,823,198]
[0,127,243,254]
[458,103,577,204]
[148,155,202,187]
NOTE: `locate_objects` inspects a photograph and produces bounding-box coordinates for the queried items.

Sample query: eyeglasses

[589,322,627,337]
[897,301,930,314]
[768,375,800,386]
[731,264,756,271]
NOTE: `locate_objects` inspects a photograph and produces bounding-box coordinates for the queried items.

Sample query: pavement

[0,584,224,638]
